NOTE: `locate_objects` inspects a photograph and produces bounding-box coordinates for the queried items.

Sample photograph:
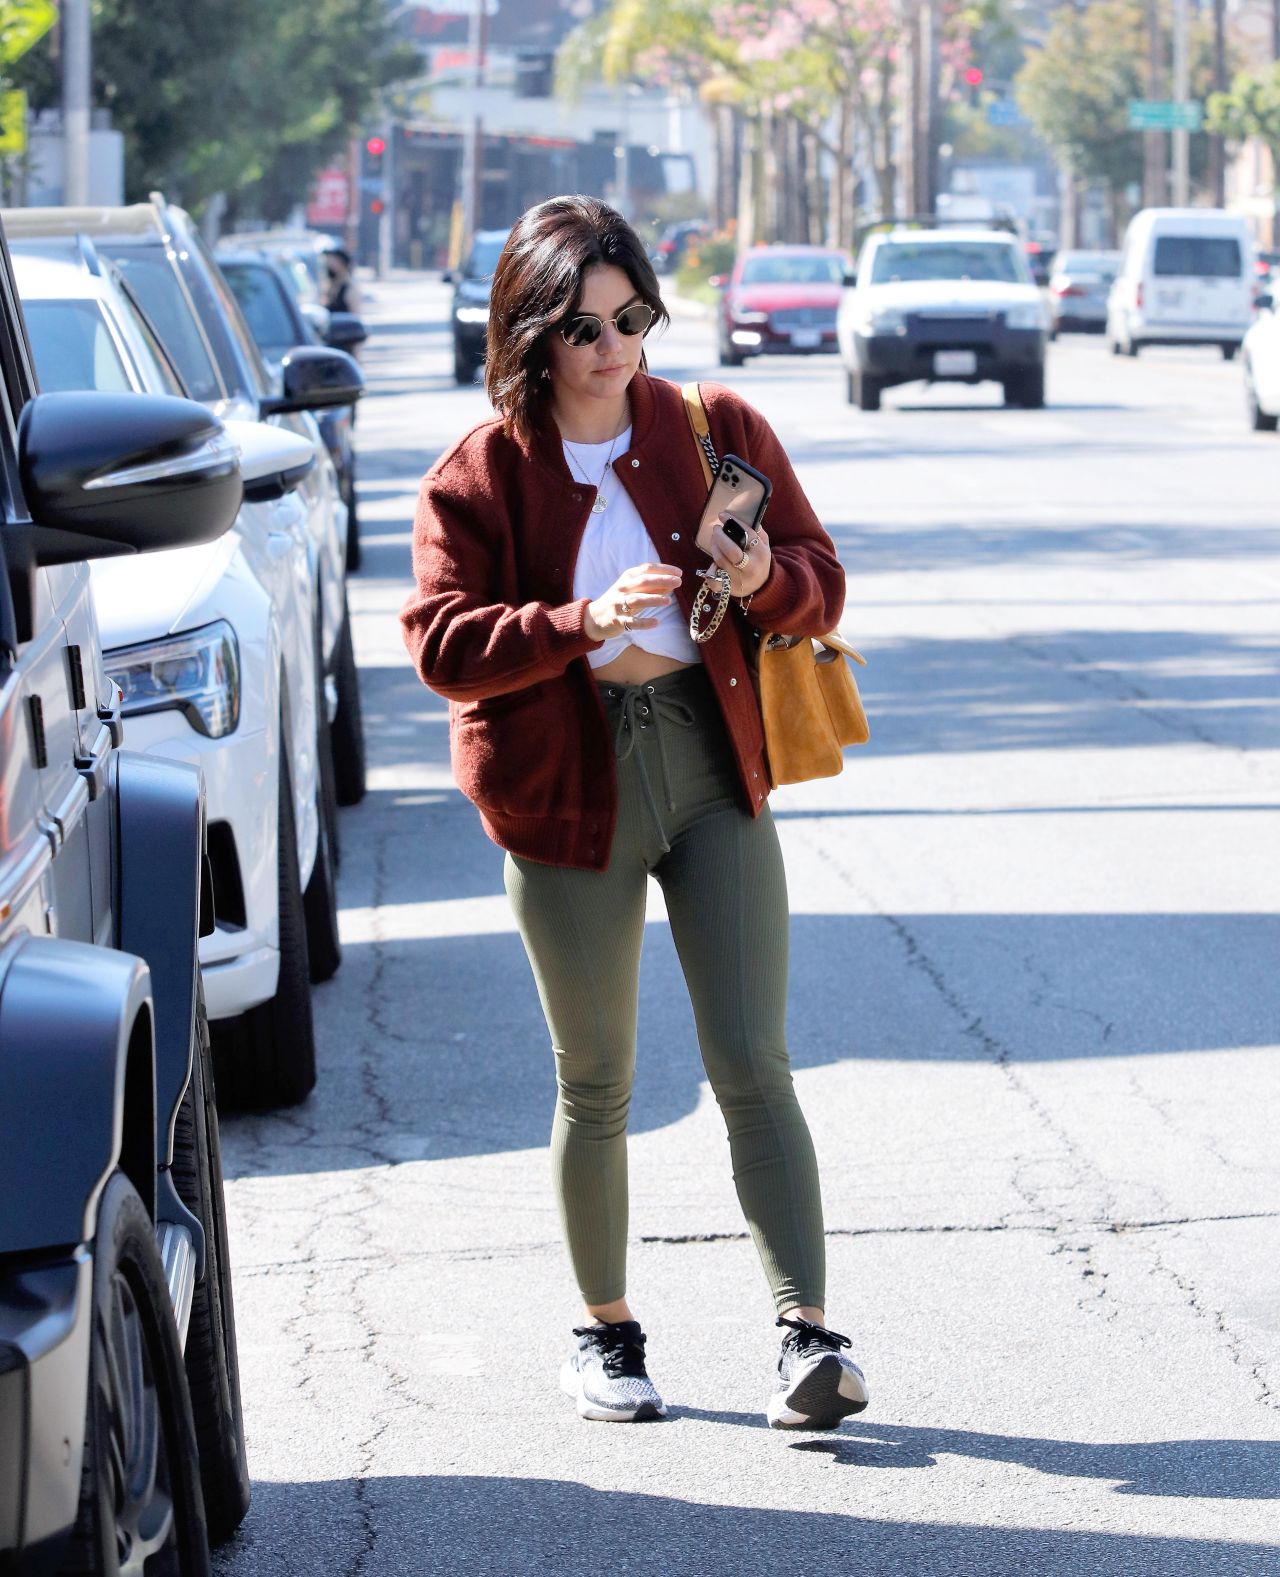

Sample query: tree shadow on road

[211,1472,1280,1577]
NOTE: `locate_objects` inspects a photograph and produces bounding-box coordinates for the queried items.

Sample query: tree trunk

[1209,0,1226,206]
[1144,0,1167,208]
[805,126,825,246]
[737,113,758,254]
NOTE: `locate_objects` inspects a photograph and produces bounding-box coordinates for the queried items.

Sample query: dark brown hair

[485,194,668,442]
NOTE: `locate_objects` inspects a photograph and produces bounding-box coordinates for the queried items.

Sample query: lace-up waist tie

[603,682,696,854]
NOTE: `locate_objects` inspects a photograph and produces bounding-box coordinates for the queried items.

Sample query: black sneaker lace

[776,1315,852,1354]
[573,1322,649,1379]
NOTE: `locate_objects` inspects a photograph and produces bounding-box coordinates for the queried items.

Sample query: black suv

[0,219,256,1570]
[444,228,511,385]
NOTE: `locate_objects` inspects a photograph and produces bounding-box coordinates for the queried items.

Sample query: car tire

[304,703,342,984]
[1125,337,1140,357]
[1108,335,1121,356]
[718,338,744,368]
[171,974,251,1546]
[331,597,366,808]
[1005,367,1046,409]
[343,458,361,573]
[854,372,882,412]
[212,742,316,1109]
[1222,343,1238,362]
[454,346,479,384]
[1245,360,1278,431]
[58,1172,211,1576]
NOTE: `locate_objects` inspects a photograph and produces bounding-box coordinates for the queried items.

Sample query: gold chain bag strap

[681,382,870,787]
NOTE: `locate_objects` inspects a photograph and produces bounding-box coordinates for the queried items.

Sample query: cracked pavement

[214,278,1280,1576]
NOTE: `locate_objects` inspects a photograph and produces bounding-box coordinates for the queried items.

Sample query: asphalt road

[214,278,1280,1576]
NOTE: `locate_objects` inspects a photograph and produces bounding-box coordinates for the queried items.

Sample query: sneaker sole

[767,1354,869,1431]
[559,1360,667,1423]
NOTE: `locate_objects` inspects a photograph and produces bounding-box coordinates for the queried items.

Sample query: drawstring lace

[606,683,695,854]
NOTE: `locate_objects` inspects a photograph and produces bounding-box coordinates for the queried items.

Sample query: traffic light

[964,66,984,107]
[365,135,386,178]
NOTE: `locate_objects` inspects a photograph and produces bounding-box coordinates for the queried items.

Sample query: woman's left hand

[706,513,771,598]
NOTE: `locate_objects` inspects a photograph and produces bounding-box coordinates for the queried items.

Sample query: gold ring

[736,548,749,568]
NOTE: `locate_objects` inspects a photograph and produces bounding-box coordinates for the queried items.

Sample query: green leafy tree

[1016,0,1146,227]
[1207,64,1280,232]
[3,1,415,217]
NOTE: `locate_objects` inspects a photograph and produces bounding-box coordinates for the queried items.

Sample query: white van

[1107,208,1255,359]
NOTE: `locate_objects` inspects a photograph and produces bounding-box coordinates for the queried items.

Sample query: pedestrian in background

[400,194,868,1430]
[323,246,362,318]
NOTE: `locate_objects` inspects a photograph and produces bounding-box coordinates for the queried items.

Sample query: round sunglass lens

[618,304,653,335]
[565,317,601,346]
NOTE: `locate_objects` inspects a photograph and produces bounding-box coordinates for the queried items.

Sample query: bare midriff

[592,650,697,685]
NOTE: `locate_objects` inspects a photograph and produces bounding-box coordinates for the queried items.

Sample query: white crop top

[566,428,701,669]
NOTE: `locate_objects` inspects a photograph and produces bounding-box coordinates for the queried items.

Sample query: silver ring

[620,615,631,632]
[749,535,760,548]
[621,596,632,616]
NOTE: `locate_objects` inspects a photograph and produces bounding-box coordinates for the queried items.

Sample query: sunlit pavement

[214,276,1280,1576]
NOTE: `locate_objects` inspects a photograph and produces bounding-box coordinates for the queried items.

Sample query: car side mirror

[16,392,241,565]
[442,269,456,285]
[259,346,364,416]
[1257,291,1273,312]
[842,268,858,287]
[325,311,368,351]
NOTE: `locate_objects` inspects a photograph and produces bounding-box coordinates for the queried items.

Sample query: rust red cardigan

[400,372,846,871]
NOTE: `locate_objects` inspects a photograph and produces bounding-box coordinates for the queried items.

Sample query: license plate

[791,328,821,349]
[934,349,977,375]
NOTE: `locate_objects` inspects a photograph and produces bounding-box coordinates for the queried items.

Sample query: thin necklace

[564,425,626,514]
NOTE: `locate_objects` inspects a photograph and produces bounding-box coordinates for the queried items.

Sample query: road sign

[0,89,25,155]
[987,100,1028,128]
[1128,99,1203,132]
[0,0,57,66]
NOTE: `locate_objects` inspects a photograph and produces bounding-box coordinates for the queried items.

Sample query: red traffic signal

[964,67,984,87]
[366,136,386,157]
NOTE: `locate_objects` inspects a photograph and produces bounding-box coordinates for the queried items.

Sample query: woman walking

[401,195,868,1430]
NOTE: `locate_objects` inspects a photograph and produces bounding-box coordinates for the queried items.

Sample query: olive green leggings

[503,666,825,1313]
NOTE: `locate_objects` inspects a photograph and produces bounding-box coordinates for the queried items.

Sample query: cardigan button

[631,458,640,468]
[729,677,738,687]
[671,532,680,542]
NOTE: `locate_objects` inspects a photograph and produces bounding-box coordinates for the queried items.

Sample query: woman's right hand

[584,563,682,642]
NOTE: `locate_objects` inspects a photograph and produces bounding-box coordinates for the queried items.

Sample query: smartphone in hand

[695,454,772,557]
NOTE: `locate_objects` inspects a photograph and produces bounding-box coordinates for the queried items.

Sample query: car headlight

[1005,303,1045,331]
[858,307,905,334]
[455,305,489,324]
[106,621,241,739]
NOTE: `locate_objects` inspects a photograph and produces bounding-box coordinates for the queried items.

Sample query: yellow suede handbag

[682,382,869,787]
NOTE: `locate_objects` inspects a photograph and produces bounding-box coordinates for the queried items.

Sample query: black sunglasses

[559,301,655,347]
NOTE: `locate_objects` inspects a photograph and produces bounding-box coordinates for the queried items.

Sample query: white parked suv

[12,241,342,1108]
[1107,207,1255,360]
[836,225,1048,409]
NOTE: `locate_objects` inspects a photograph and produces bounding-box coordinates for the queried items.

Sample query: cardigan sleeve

[400,468,602,703]
[708,389,846,637]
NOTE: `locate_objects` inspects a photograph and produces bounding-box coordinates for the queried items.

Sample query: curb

[661,288,714,322]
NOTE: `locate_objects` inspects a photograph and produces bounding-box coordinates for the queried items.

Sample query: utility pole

[921,0,940,216]
[1209,0,1226,207]
[1171,0,1190,206]
[62,0,90,205]
[459,0,488,257]
[1144,0,1166,208]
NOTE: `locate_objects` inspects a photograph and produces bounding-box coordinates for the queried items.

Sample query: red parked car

[714,244,849,366]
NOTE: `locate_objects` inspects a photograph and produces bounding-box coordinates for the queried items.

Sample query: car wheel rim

[97,1267,179,1575]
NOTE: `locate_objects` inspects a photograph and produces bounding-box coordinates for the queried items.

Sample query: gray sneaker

[767,1315,869,1430]
[559,1319,667,1422]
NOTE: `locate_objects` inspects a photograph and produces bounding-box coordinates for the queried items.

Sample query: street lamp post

[62,0,90,205]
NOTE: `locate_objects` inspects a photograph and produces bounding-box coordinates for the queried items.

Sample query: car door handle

[75,721,114,801]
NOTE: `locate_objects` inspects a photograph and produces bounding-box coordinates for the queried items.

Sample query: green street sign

[0,88,25,155]
[1128,99,1204,132]
[0,0,57,66]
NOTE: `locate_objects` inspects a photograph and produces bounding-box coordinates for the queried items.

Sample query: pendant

[591,497,608,513]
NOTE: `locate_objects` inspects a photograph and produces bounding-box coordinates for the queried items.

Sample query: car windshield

[739,253,843,285]
[24,300,132,393]
[221,262,300,359]
[96,250,224,403]
[464,235,508,280]
[871,241,1026,284]
[1057,252,1118,281]
[1153,236,1241,279]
